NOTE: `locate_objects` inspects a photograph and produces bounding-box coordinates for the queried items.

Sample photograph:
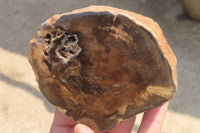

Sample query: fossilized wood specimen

[29,6,177,131]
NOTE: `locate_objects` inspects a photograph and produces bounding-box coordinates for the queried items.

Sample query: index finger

[50,108,76,133]
[137,102,169,133]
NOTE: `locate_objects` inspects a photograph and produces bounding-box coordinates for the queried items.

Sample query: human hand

[50,102,169,133]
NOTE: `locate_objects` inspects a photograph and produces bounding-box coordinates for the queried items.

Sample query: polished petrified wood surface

[29,6,177,131]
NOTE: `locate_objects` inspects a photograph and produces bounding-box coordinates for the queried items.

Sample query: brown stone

[28,6,177,131]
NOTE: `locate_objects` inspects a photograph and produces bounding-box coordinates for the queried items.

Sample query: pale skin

[50,102,169,133]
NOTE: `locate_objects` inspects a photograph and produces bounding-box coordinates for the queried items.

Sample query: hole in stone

[50,31,81,63]
[46,33,51,39]
[44,33,51,44]
[67,35,77,43]
[60,47,66,52]
[44,50,49,56]
[69,50,75,54]
[59,48,69,58]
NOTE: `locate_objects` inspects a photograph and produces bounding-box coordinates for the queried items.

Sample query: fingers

[50,108,136,133]
[50,109,95,133]
[74,124,94,133]
[109,117,135,133]
[50,125,74,133]
[50,108,76,133]
[137,102,169,133]
[53,108,76,127]
[75,117,135,133]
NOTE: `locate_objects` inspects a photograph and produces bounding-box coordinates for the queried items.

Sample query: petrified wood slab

[28,6,177,131]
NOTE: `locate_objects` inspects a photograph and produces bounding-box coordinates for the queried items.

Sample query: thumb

[74,124,94,133]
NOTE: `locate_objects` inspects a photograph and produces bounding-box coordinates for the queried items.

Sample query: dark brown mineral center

[29,6,177,131]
